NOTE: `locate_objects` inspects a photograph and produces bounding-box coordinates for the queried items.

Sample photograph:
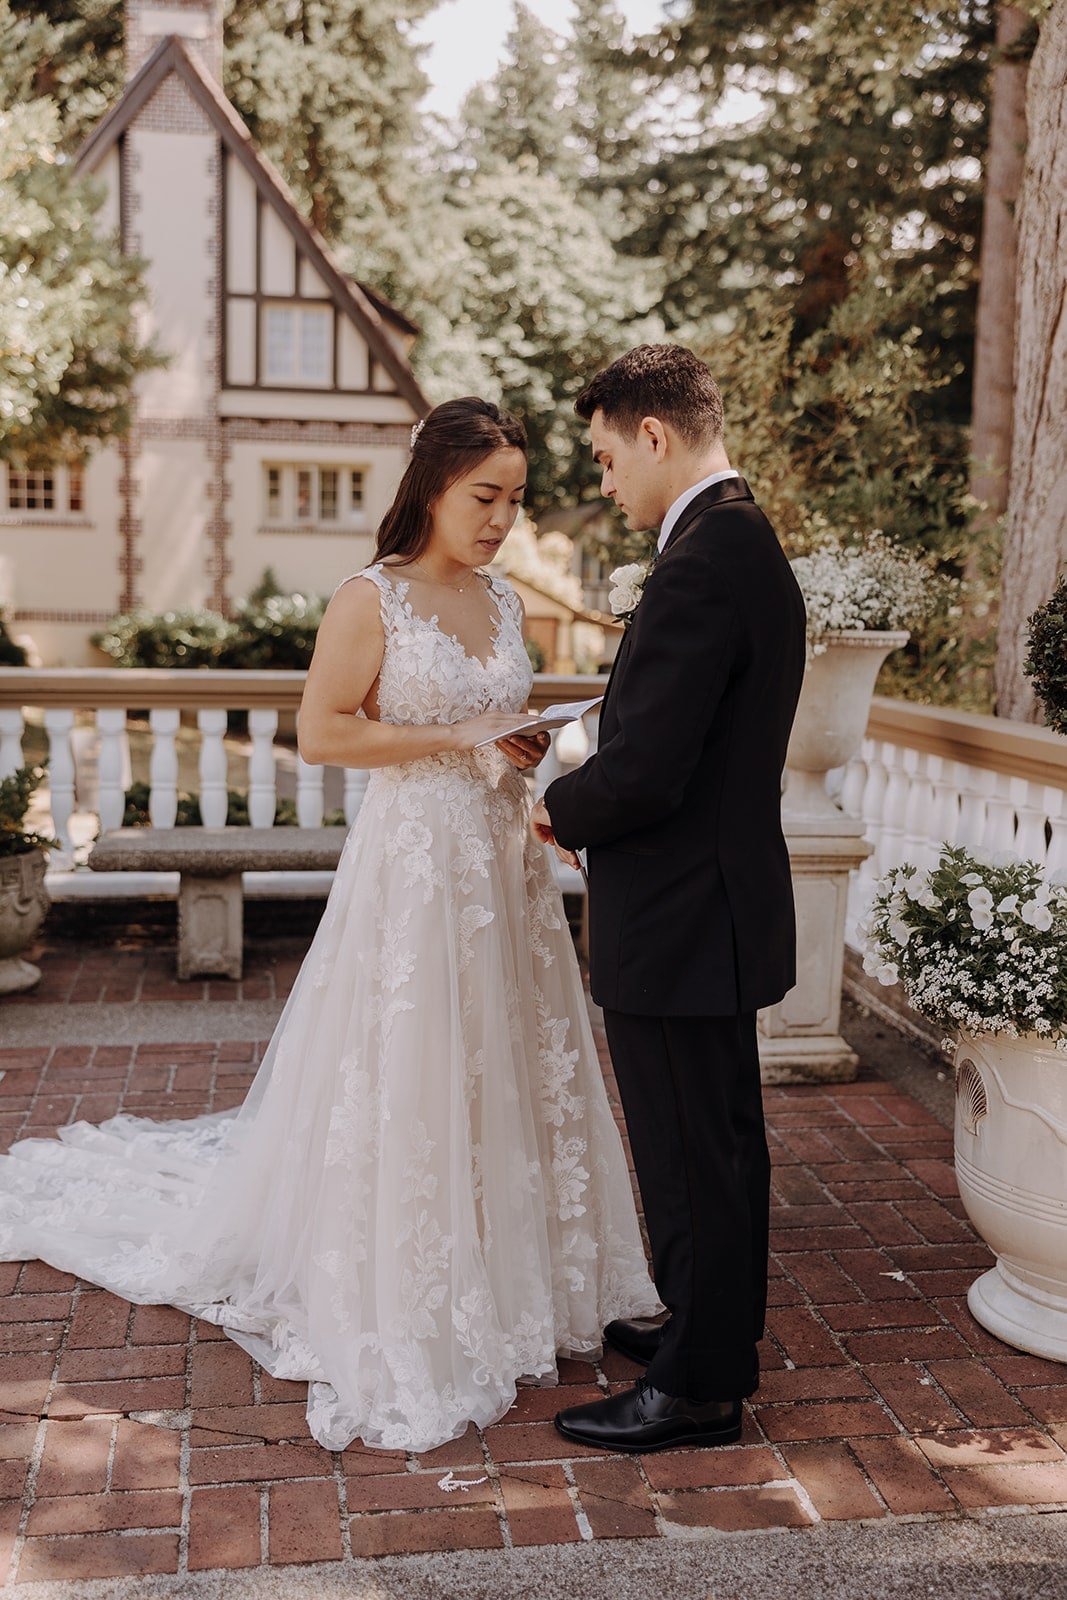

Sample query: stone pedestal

[758,817,872,1085]
[178,873,243,980]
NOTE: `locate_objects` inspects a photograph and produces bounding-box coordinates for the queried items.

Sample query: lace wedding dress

[0,565,659,1452]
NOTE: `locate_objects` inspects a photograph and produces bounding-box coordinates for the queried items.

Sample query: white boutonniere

[608,561,652,627]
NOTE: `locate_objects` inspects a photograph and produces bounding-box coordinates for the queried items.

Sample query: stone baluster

[902,748,935,869]
[197,709,229,827]
[42,709,76,856]
[927,755,960,864]
[149,708,181,827]
[980,768,1016,855]
[295,721,325,826]
[1046,788,1067,874]
[840,755,867,821]
[248,709,279,828]
[1012,775,1050,867]
[0,708,24,780]
[956,762,987,849]
[96,709,128,832]
[878,742,910,875]
[859,739,888,876]
[343,767,369,825]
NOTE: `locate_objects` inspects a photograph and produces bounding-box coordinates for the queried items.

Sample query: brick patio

[2,929,1067,1587]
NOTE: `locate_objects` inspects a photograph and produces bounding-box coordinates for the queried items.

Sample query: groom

[531,344,806,1452]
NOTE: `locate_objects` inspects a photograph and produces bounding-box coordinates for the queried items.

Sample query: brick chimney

[126,1,222,81]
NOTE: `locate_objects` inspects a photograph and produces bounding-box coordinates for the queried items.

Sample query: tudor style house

[0,0,428,666]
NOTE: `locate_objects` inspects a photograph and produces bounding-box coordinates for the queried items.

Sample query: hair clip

[410,419,426,450]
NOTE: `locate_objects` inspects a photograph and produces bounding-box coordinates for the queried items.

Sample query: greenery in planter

[121,782,345,829]
[1025,577,1067,736]
[863,845,1067,1050]
[0,613,28,667]
[0,765,55,856]
[790,531,945,661]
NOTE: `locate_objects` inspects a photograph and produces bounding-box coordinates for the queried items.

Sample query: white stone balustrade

[844,700,1067,948]
[0,668,605,896]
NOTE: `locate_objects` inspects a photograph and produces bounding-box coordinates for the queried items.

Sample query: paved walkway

[1,914,1066,1594]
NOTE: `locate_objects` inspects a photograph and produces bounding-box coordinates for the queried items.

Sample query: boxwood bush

[1025,577,1067,736]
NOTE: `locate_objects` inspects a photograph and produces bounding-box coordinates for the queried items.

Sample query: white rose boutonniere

[608,561,652,627]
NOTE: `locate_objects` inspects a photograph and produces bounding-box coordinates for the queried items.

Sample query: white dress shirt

[657,469,740,554]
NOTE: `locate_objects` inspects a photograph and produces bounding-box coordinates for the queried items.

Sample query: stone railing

[0,668,604,892]
[841,697,1067,945]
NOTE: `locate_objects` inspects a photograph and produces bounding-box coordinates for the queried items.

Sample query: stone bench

[89,828,346,980]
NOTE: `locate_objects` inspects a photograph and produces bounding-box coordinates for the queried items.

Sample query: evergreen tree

[459,4,580,184]
[570,0,656,232]
[6,0,121,150]
[224,0,435,259]
[0,6,162,463]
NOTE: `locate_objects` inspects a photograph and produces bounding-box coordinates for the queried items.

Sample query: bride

[0,397,659,1453]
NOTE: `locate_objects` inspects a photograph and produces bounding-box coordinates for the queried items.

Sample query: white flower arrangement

[608,561,652,626]
[862,845,1067,1050]
[790,531,940,658]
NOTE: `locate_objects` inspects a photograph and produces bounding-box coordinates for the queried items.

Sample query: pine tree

[0,4,162,463]
[459,4,581,184]
[223,0,434,256]
[6,0,121,150]
[570,0,655,232]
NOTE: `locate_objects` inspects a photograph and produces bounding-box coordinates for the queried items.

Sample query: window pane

[298,308,331,382]
[264,307,295,380]
[296,468,313,520]
[68,464,84,513]
[265,466,282,520]
[350,470,364,511]
[8,472,26,510]
[40,472,54,511]
[319,468,338,520]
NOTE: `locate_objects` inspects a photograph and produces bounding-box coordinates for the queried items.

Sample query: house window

[3,463,85,518]
[261,464,368,531]
[262,303,333,385]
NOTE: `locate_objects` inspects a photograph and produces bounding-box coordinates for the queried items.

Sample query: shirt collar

[657,469,741,553]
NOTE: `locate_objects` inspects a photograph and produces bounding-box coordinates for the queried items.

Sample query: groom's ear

[639,416,669,461]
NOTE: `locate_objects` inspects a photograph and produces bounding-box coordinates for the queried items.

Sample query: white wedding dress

[0,565,659,1452]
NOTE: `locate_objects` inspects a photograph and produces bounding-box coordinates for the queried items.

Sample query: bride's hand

[449,711,532,752]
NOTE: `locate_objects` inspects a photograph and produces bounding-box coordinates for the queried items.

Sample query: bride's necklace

[407,561,474,594]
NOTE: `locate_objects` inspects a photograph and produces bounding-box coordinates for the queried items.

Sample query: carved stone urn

[954,1031,1067,1364]
[0,849,50,995]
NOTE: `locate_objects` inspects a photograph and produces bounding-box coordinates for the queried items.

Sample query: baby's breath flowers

[790,531,942,659]
[862,845,1067,1050]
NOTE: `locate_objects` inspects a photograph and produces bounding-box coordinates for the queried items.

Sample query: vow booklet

[473,696,605,748]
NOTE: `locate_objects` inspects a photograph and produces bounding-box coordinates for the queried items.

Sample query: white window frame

[261,463,369,533]
[261,303,334,387]
[2,462,88,521]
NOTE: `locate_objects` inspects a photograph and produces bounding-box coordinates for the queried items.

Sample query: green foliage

[524,636,546,674]
[0,763,54,856]
[6,0,122,151]
[122,780,344,829]
[1025,577,1067,735]
[0,4,163,465]
[0,612,28,666]
[93,573,327,670]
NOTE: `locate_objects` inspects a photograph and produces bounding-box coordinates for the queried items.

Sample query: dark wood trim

[253,192,262,387]
[219,140,228,389]
[73,35,429,416]
[117,131,128,251]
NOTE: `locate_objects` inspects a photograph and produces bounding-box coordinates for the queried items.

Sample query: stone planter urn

[954,1031,1067,1364]
[785,629,910,819]
[0,849,50,995]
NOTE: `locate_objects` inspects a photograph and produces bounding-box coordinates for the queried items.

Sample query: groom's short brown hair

[575,344,724,446]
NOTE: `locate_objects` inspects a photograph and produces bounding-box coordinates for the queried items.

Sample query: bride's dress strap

[334,563,405,632]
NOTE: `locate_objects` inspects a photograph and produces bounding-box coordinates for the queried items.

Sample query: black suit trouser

[602,1009,769,1400]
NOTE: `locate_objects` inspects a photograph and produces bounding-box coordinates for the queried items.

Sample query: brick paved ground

[2,936,1067,1586]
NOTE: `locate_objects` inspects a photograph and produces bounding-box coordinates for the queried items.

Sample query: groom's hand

[531,799,581,869]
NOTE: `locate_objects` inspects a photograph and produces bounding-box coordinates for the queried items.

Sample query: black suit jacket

[544,476,806,1017]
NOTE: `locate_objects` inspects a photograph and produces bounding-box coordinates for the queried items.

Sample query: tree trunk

[969,6,1029,525]
[995,0,1067,721]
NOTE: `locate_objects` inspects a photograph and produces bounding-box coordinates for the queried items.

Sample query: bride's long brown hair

[374,398,527,565]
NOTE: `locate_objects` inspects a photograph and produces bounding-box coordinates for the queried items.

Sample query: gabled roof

[76,35,428,415]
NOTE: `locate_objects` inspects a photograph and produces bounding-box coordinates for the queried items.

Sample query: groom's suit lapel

[601,476,755,720]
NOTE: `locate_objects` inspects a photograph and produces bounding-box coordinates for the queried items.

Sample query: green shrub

[1026,577,1067,736]
[122,782,344,828]
[0,765,55,857]
[0,613,28,667]
[525,637,546,673]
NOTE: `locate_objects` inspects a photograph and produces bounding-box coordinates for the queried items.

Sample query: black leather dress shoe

[555,1379,743,1453]
[603,1318,664,1367]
